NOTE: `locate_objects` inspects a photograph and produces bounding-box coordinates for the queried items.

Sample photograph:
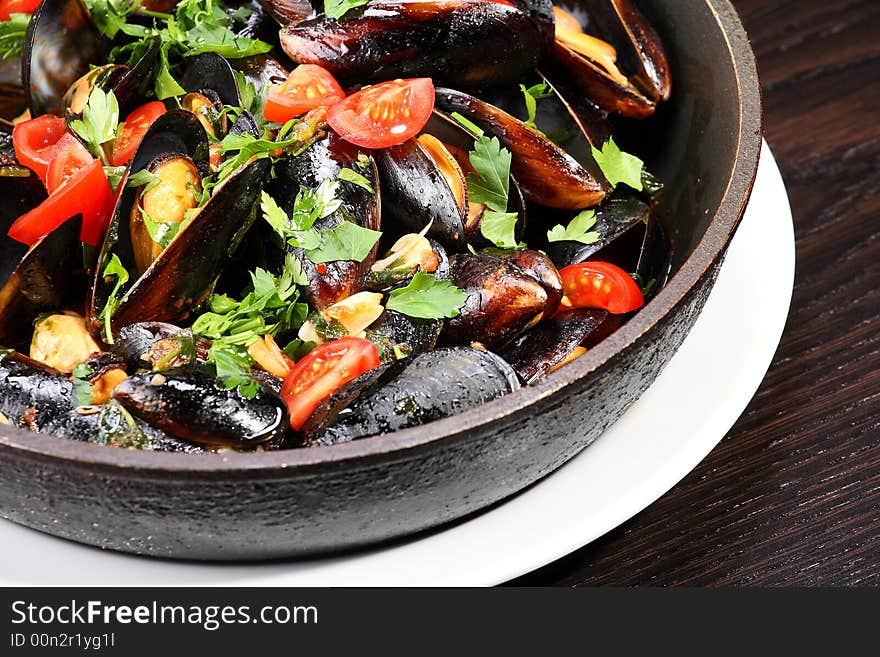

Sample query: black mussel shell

[0,215,82,351]
[0,349,72,426]
[366,310,443,362]
[113,367,289,447]
[22,0,104,116]
[546,194,650,268]
[230,54,289,91]
[269,133,381,308]
[280,0,546,91]
[499,307,607,383]
[299,347,520,447]
[257,0,315,26]
[110,321,184,371]
[442,252,549,349]
[182,53,241,108]
[40,400,206,453]
[435,87,607,211]
[490,248,564,317]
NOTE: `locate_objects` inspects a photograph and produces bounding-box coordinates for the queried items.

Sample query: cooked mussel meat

[113,367,289,447]
[280,0,547,90]
[300,347,520,446]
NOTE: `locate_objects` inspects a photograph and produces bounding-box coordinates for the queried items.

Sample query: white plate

[0,141,793,587]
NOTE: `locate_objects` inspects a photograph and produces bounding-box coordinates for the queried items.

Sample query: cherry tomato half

[111,101,167,167]
[0,0,41,21]
[280,337,381,431]
[326,78,435,149]
[8,159,113,247]
[12,114,67,185]
[263,65,345,124]
[559,261,645,314]
[46,133,94,194]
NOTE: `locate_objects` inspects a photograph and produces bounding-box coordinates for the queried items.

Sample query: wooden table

[513,0,880,586]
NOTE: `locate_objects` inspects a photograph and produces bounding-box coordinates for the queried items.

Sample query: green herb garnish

[71,363,95,408]
[519,82,553,131]
[386,271,468,320]
[0,13,29,61]
[338,167,375,194]
[69,87,120,163]
[547,209,600,245]
[480,211,521,250]
[324,0,370,20]
[306,220,382,264]
[98,254,130,344]
[591,138,644,191]
[467,136,512,212]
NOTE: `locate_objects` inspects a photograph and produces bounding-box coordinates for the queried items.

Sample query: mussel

[110,321,208,372]
[0,349,72,427]
[280,0,547,90]
[299,347,520,446]
[499,307,607,383]
[256,0,315,27]
[268,132,381,308]
[436,87,607,211]
[545,0,671,118]
[113,367,289,447]
[88,111,270,336]
[181,53,242,139]
[366,310,443,362]
[442,252,551,349]
[378,112,527,250]
[0,214,82,352]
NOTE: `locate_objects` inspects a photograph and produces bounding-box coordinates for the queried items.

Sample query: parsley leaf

[128,169,162,191]
[591,138,644,191]
[338,167,375,194]
[519,82,553,131]
[69,88,120,162]
[83,0,140,39]
[217,124,315,182]
[261,182,339,251]
[0,13,29,61]
[208,341,260,398]
[324,0,370,20]
[480,211,521,250]
[386,271,468,320]
[306,221,382,264]
[98,254,130,344]
[141,208,183,249]
[467,135,512,212]
[154,39,186,100]
[547,209,600,245]
[71,363,95,408]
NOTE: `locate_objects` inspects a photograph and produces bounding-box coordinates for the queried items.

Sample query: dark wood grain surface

[512,0,880,586]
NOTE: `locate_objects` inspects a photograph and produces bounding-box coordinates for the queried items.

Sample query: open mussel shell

[546,0,670,118]
[231,54,289,91]
[110,321,187,371]
[436,87,607,211]
[280,0,546,90]
[499,307,607,383]
[182,52,241,108]
[113,367,289,447]
[378,112,527,251]
[366,310,443,363]
[442,252,550,349]
[0,215,82,352]
[299,347,520,447]
[269,133,381,308]
[0,349,72,426]
[22,0,104,116]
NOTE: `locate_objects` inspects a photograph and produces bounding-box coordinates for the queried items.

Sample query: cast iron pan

[0,0,762,560]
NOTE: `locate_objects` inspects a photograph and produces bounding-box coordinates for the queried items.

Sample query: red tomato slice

[326,78,435,149]
[12,114,67,185]
[280,337,381,431]
[263,65,345,124]
[0,0,41,20]
[46,133,94,194]
[7,159,113,247]
[111,101,167,167]
[559,261,645,314]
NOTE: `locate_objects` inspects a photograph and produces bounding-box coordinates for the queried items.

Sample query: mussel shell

[22,0,104,116]
[576,0,671,102]
[62,64,129,118]
[435,87,606,211]
[280,0,546,90]
[366,310,443,362]
[256,0,315,27]
[269,133,381,308]
[546,194,650,268]
[110,321,183,371]
[300,347,520,447]
[443,252,549,348]
[499,307,607,383]
[113,367,289,447]
[0,215,83,351]
[182,53,241,108]
[491,248,563,317]
[40,401,207,453]
[230,54,289,90]
[109,158,270,330]
[0,349,71,425]
[229,109,261,138]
